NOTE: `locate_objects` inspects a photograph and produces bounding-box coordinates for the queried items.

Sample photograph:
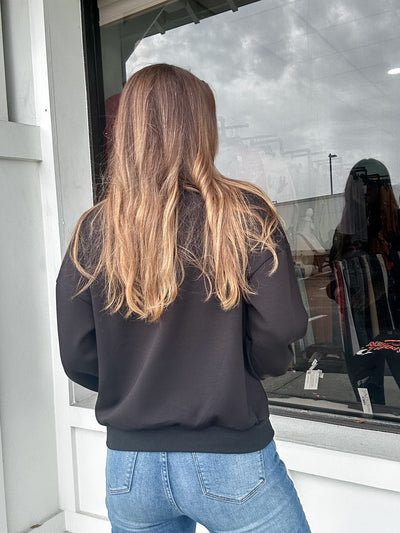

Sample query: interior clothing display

[347,332,400,405]
[293,264,314,350]
[56,191,308,453]
[330,247,400,403]
[312,196,344,250]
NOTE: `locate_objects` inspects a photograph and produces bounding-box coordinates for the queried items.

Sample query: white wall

[68,407,400,533]
[41,0,93,252]
[276,438,400,533]
[0,156,60,533]
[0,0,92,531]
[0,2,60,531]
[0,5,8,121]
[291,470,400,533]
[1,0,36,124]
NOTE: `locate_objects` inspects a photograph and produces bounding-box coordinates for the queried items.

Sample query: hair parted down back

[70,63,280,322]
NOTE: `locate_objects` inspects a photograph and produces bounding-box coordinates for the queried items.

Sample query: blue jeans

[105,440,311,532]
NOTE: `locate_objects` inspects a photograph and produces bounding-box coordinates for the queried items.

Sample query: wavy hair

[70,64,280,322]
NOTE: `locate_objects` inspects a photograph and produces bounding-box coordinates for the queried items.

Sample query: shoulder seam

[56,278,92,305]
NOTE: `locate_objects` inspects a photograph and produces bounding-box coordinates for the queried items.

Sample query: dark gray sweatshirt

[56,195,308,453]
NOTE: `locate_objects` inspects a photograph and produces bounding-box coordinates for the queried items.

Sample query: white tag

[358,388,373,414]
[356,347,372,356]
[309,358,318,371]
[304,369,323,390]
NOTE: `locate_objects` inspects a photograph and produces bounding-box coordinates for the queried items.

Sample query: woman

[56,64,311,533]
[328,159,400,405]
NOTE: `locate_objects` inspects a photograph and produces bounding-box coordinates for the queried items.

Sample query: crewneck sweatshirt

[56,193,308,453]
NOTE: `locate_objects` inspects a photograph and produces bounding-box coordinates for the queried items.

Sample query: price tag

[358,388,373,415]
[304,369,324,390]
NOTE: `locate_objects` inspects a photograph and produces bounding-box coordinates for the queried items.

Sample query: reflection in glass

[328,159,400,405]
[95,0,400,420]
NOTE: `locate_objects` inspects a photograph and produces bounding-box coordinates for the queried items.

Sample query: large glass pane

[98,0,400,422]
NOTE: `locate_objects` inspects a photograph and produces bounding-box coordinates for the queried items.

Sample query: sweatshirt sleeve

[244,230,308,380]
[56,252,99,392]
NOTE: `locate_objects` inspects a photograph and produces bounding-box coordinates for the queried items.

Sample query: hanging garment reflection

[327,158,400,405]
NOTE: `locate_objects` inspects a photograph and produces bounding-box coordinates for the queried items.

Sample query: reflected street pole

[329,153,337,194]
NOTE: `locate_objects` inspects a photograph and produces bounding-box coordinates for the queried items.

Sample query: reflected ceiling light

[388,68,400,75]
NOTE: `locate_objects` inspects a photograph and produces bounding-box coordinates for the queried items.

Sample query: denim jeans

[105,439,311,532]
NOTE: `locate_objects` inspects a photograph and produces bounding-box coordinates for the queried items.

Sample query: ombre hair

[70,64,280,322]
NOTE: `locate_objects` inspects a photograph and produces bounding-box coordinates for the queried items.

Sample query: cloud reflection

[126,0,400,201]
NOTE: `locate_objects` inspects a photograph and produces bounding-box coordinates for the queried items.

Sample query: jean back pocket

[192,449,265,504]
[106,448,138,494]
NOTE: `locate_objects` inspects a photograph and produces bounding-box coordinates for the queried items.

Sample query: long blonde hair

[71,64,280,322]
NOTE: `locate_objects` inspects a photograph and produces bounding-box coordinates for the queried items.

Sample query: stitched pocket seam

[107,451,138,494]
[192,450,266,504]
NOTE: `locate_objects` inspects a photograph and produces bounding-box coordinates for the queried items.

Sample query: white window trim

[0,121,41,161]
[0,1,8,120]
[0,424,7,533]
[98,0,174,26]
[69,404,400,493]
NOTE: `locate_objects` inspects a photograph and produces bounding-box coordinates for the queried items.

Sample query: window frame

[0,0,8,120]
[81,0,400,433]
[81,0,106,201]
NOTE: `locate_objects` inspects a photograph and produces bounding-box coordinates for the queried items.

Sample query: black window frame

[81,0,106,202]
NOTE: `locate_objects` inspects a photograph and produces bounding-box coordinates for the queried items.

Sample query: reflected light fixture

[388,67,400,75]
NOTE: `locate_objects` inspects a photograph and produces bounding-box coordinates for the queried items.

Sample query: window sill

[68,400,400,492]
[270,405,400,463]
[68,393,400,464]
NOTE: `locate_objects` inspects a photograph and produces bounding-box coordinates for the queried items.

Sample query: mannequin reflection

[328,158,400,406]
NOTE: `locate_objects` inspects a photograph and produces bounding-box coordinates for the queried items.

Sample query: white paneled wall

[73,428,108,517]
[0,0,91,531]
[291,471,400,533]
[0,142,60,533]
[63,415,400,533]
[67,425,211,532]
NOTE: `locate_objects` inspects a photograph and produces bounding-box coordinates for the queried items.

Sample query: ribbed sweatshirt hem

[106,419,274,453]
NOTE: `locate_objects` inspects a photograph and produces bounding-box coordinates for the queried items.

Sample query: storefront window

[93,0,400,422]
